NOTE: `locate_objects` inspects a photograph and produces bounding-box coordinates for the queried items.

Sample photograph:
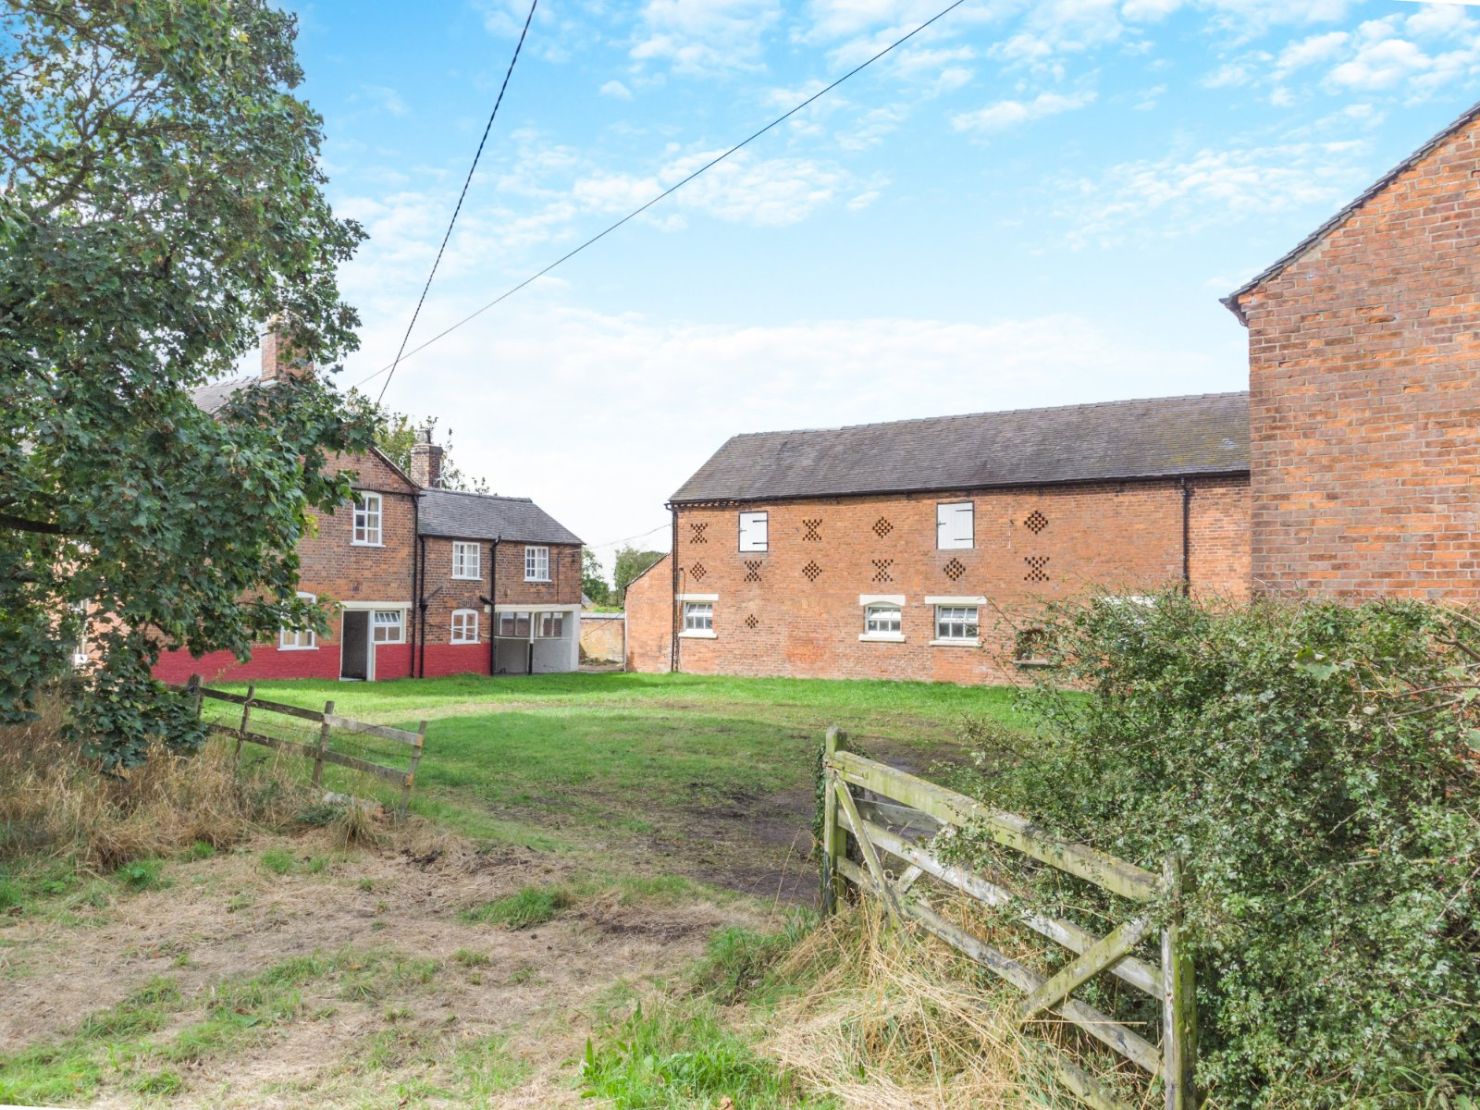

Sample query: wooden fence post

[821,726,847,916]
[186,674,203,720]
[1162,852,1197,1110]
[235,683,256,763]
[312,699,334,789]
[399,719,427,819]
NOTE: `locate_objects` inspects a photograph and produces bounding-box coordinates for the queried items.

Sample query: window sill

[278,645,318,652]
[351,541,384,548]
[929,638,980,648]
[1014,658,1055,669]
[373,639,406,647]
[450,639,481,646]
[524,577,551,583]
[859,633,905,643]
[452,574,482,581]
[679,630,717,640]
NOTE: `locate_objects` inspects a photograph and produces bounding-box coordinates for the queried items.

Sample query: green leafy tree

[372,410,489,493]
[581,549,612,607]
[1,1,372,764]
[613,547,665,606]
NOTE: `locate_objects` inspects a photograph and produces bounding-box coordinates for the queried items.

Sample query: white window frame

[498,610,532,638]
[536,611,565,639]
[679,594,717,638]
[452,541,481,580]
[280,591,318,651]
[927,596,983,646]
[738,511,769,553]
[524,545,550,582]
[450,609,480,644]
[353,492,383,546]
[859,594,905,643]
[372,609,405,644]
[936,501,974,551]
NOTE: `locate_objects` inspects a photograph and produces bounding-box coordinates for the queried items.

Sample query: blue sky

[283,0,1480,568]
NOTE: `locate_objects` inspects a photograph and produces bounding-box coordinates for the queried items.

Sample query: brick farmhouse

[628,101,1480,683]
[154,347,582,684]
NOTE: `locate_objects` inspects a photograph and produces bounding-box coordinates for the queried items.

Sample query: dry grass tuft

[764,899,1108,1110]
[0,697,305,872]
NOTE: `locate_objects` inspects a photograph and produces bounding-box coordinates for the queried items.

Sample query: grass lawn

[212,672,1028,899]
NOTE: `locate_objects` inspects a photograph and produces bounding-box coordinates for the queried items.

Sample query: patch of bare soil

[0,827,770,1108]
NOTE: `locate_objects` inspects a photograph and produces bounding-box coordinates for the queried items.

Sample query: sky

[280,0,1480,572]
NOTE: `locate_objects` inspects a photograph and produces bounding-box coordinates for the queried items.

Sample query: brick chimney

[410,427,443,489]
[260,319,314,382]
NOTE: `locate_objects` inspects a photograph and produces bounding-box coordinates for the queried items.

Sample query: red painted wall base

[154,642,413,684]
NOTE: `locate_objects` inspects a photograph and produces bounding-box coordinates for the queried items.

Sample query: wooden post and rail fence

[180,675,427,816]
[820,727,1196,1110]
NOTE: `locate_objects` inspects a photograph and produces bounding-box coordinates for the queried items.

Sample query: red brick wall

[1234,115,1480,599]
[154,450,417,682]
[625,478,1249,684]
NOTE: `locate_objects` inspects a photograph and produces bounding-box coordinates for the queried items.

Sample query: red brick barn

[1225,101,1480,601]
[626,394,1251,684]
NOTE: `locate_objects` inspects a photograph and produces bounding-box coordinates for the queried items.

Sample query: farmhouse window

[536,612,565,639]
[372,610,405,644]
[738,511,768,552]
[280,592,317,650]
[683,601,714,633]
[452,541,481,580]
[864,603,903,636]
[352,492,383,545]
[498,611,532,637]
[524,545,550,581]
[933,605,979,643]
[451,609,479,644]
[936,501,973,550]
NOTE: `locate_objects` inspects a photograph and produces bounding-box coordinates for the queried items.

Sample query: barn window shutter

[937,502,973,550]
[739,511,768,552]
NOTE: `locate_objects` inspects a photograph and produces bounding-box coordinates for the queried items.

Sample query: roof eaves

[1221,98,1480,324]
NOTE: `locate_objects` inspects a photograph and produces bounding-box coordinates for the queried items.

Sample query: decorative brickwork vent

[1024,510,1048,534]
[744,560,763,583]
[872,558,894,583]
[943,557,966,581]
[744,614,759,630]
[872,517,894,538]
[802,560,823,582]
[803,518,822,542]
[1024,555,1050,582]
[690,563,707,582]
[690,521,708,544]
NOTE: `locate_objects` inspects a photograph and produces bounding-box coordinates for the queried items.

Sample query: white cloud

[599,79,634,100]
[357,84,409,118]
[630,0,784,75]
[951,89,1097,134]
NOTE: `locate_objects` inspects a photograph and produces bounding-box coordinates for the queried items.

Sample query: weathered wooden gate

[820,728,1196,1110]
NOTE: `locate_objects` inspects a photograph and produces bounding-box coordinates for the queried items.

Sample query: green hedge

[954,595,1478,1108]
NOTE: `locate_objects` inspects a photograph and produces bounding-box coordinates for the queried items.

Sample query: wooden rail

[821,727,1196,1110]
[181,676,427,816]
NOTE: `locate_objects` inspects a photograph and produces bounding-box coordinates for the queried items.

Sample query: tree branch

[0,512,71,536]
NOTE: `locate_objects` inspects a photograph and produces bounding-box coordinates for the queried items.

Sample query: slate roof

[418,489,582,545]
[1222,98,1480,323]
[670,392,1249,504]
[190,374,262,414]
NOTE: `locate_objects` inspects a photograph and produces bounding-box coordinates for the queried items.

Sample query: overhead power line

[355,0,972,392]
[376,0,539,404]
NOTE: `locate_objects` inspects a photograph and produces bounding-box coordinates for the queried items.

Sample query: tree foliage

[951,595,1480,1107]
[1,1,372,764]
[581,549,612,607]
[372,409,489,493]
[613,547,665,606]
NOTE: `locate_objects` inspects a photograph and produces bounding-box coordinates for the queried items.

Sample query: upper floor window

[280,592,317,650]
[525,545,550,582]
[451,609,479,644]
[936,501,973,550]
[353,492,382,546]
[372,609,405,644]
[738,511,768,552]
[453,541,481,580]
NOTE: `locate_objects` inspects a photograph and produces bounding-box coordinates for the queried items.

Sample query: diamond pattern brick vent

[944,557,966,581]
[872,558,894,583]
[1024,555,1050,582]
[690,563,707,581]
[690,521,708,543]
[803,518,822,542]
[1024,510,1048,534]
[872,517,894,538]
[744,559,763,583]
[744,614,759,630]
[802,560,823,582]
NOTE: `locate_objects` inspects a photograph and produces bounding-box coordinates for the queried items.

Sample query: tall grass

[0,695,303,872]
